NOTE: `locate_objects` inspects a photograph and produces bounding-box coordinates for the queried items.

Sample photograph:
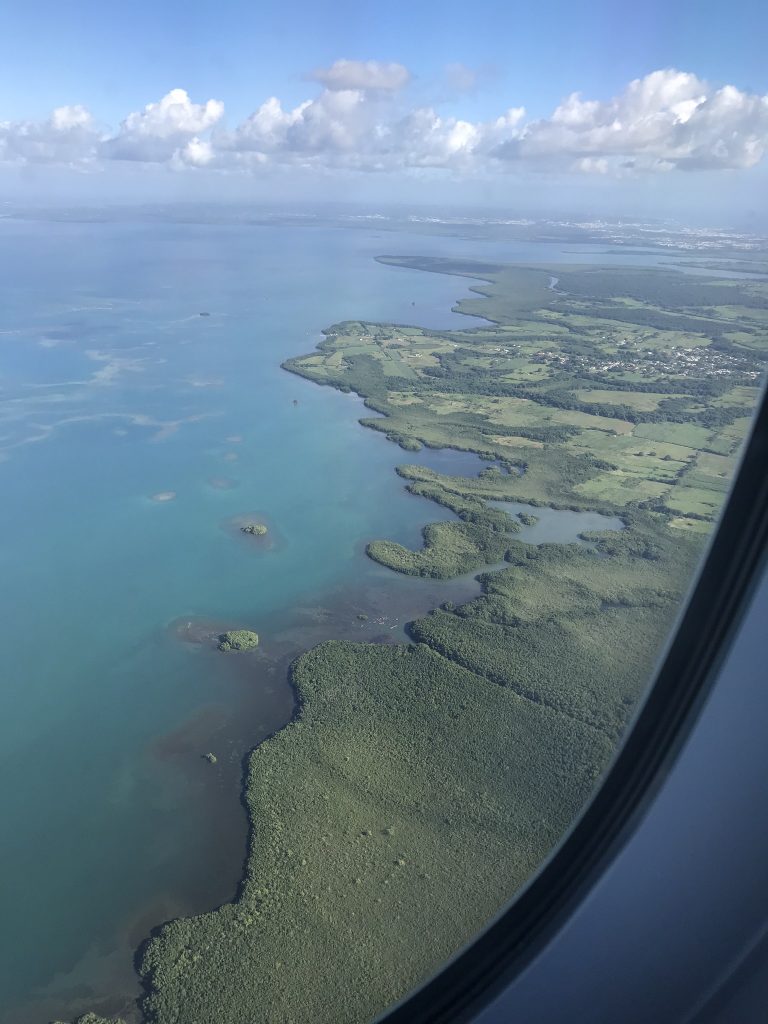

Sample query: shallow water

[490,500,625,545]
[0,218,660,1022]
[406,446,512,477]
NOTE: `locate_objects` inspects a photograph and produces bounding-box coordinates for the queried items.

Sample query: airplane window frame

[381,384,768,1024]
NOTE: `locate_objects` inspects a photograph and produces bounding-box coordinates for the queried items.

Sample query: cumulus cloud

[1,69,767,178]
[228,89,368,157]
[102,88,225,162]
[119,88,224,138]
[0,105,100,166]
[309,59,411,92]
[50,105,93,131]
[494,70,768,171]
[174,136,215,168]
[220,86,525,172]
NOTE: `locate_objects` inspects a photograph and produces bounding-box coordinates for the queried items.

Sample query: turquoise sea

[0,217,660,1022]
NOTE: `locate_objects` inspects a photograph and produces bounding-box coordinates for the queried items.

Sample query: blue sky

[3,0,767,122]
[1,0,767,221]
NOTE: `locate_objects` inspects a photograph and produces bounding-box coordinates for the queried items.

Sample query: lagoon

[490,501,626,545]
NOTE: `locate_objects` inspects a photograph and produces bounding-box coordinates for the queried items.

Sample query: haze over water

[0,217,653,1022]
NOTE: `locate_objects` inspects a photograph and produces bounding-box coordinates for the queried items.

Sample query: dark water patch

[150,703,234,760]
[7,948,142,1024]
[135,628,298,947]
[170,615,261,649]
[403,446,514,478]
[259,557,495,647]
[490,500,625,546]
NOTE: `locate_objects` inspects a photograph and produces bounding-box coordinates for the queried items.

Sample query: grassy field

[288,259,766,523]
[78,258,767,1024]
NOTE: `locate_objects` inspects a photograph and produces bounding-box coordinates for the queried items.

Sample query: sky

[1,0,767,223]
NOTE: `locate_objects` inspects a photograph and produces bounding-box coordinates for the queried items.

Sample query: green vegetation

[367,519,509,578]
[410,513,692,742]
[367,474,519,578]
[398,436,422,451]
[518,512,539,526]
[218,630,259,652]
[241,522,268,536]
[139,507,702,1024]
[284,258,766,525]
[139,641,614,1024]
[126,257,765,1024]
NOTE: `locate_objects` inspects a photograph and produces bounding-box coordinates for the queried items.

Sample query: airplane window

[0,5,766,1024]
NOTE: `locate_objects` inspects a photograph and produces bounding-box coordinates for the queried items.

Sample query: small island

[218,630,259,652]
[518,512,539,526]
[241,522,268,536]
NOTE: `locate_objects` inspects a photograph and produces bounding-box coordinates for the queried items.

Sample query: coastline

[55,249,768,1024]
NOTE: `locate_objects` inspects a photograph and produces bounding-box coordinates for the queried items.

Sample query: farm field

[286,257,767,526]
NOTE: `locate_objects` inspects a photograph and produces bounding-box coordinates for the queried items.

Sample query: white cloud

[232,96,308,151]
[1,69,767,179]
[0,105,100,166]
[102,88,224,162]
[120,88,224,138]
[50,105,93,131]
[226,89,382,164]
[222,91,525,172]
[310,59,411,92]
[174,137,215,168]
[574,157,609,175]
[381,108,480,168]
[494,70,768,171]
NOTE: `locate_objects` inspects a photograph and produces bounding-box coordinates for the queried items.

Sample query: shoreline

[55,249,762,1024]
[137,258,709,1022]
[29,495,493,1024]
[130,264,529,1022]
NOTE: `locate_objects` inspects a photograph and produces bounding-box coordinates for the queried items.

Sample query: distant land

[5,203,768,253]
